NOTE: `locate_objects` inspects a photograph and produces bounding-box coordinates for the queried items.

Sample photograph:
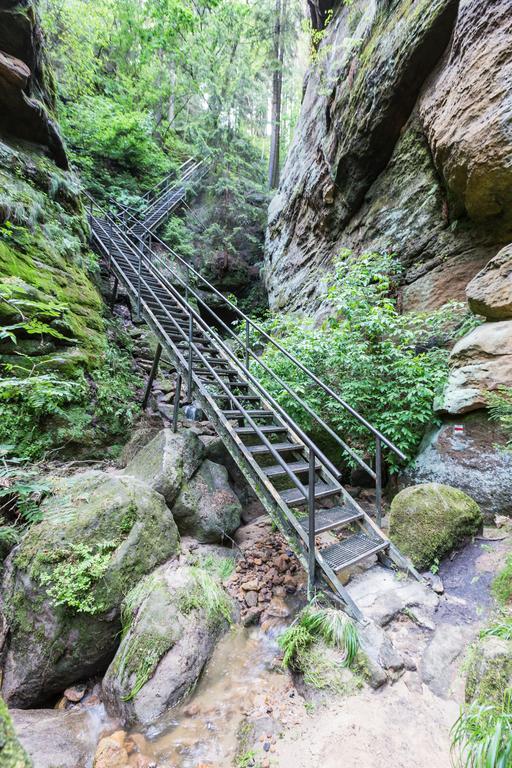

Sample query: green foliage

[278,601,359,670]
[178,567,233,625]
[487,388,512,449]
[480,615,512,641]
[451,689,512,768]
[252,251,470,466]
[492,555,512,606]
[198,552,236,581]
[38,541,117,614]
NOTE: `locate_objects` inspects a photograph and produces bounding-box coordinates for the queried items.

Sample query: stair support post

[110,276,118,310]
[187,312,193,400]
[142,343,162,411]
[172,373,182,433]
[308,451,316,600]
[375,435,382,527]
[136,236,143,320]
[245,319,250,370]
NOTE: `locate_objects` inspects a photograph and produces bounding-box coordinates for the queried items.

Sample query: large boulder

[0,471,179,707]
[123,428,204,506]
[103,563,232,726]
[402,414,512,519]
[420,0,512,229]
[465,636,512,704]
[0,696,31,768]
[11,705,110,768]
[172,459,242,543]
[389,483,483,570]
[438,321,512,414]
[466,244,512,320]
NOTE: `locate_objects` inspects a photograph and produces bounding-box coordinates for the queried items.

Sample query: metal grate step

[280,481,341,507]
[247,441,302,455]
[265,460,309,478]
[297,505,363,534]
[321,533,388,572]
[224,409,274,419]
[236,425,288,436]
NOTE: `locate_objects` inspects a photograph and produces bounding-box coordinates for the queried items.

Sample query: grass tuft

[451,689,512,768]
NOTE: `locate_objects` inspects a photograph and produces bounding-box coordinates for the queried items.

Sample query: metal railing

[87,192,405,528]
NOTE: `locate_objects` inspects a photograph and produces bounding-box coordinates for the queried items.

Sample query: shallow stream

[132,626,284,766]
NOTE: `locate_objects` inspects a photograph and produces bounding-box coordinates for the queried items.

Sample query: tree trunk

[268,0,284,190]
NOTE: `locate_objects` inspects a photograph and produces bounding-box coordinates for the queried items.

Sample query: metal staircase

[87,195,420,623]
[117,158,207,240]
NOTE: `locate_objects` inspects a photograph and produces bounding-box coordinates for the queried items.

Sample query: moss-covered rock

[0,696,31,768]
[0,470,180,707]
[123,428,205,507]
[103,563,232,726]
[389,483,483,570]
[173,459,242,543]
[465,636,512,704]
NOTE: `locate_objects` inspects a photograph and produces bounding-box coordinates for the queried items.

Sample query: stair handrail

[130,219,407,462]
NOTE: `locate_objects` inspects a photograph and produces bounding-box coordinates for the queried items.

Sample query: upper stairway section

[87,195,419,621]
[127,158,207,239]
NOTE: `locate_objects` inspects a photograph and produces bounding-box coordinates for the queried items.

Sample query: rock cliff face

[265,0,512,313]
[0,0,67,168]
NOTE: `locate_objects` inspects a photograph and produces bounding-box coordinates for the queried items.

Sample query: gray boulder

[103,563,232,726]
[11,705,111,768]
[466,244,512,320]
[0,471,179,707]
[173,460,242,543]
[437,320,512,415]
[389,483,482,571]
[402,413,512,519]
[123,428,204,506]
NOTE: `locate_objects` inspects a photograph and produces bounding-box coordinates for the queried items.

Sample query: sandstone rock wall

[265,0,512,313]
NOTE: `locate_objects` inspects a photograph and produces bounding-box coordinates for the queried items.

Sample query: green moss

[389,483,483,571]
[0,696,31,768]
[465,638,512,705]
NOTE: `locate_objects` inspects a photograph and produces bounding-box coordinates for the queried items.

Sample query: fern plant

[487,388,512,448]
[451,690,512,768]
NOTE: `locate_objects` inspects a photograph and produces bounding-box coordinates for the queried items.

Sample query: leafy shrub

[488,388,512,449]
[252,251,471,467]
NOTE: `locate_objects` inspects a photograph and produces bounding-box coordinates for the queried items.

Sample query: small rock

[183,704,200,717]
[64,684,87,703]
[245,591,259,608]
[241,579,260,592]
[263,741,271,752]
[265,597,290,619]
[93,734,129,768]
[242,607,263,626]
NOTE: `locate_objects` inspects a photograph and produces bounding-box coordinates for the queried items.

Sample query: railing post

[308,451,316,600]
[245,319,250,370]
[172,373,182,433]
[185,264,189,303]
[375,435,382,527]
[142,343,162,410]
[106,214,113,271]
[136,236,142,320]
[187,311,193,400]
[110,276,118,310]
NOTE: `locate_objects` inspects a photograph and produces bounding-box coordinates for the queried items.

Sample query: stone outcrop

[438,320,512,414]
[265,0,512,313]
[466,244,512,320]
[123,428,205,507]
[103,563,231,726]
[0,2,67,168]
[0,471,179,707]
[402,413,512,520]
[172,458,242,543]
[389,482,482,570]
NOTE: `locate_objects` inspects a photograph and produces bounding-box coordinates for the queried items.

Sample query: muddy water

[133,626,284,767]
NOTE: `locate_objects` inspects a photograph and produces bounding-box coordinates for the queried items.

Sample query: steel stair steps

[280,481,342,507]
[247,441,302,455]
[235,424,288,435]
[264,460,310,478]
[321,533,388,572]
[297,505,363,534]
[223,409,274,418]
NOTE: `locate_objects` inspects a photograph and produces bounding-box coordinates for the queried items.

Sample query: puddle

[133,626,285,767]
